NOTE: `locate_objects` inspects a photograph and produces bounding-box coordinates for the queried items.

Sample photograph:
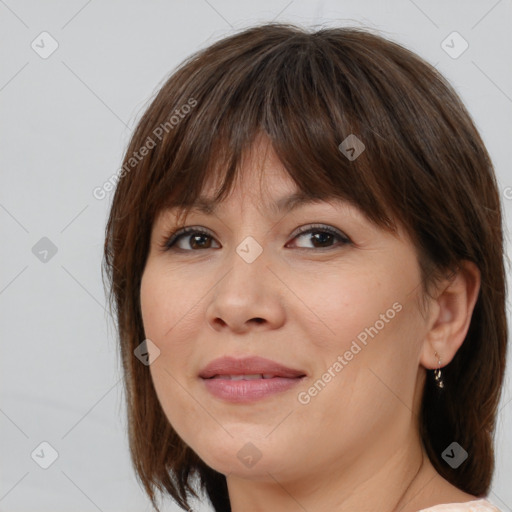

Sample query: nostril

[213,318,227,327]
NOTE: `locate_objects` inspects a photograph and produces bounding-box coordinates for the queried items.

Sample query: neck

[226,426,441,512]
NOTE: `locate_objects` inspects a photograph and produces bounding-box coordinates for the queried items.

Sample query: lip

[199,356,306,379]
[199,356,307,403]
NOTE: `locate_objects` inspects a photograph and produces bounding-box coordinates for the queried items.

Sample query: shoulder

[417,499,502,512]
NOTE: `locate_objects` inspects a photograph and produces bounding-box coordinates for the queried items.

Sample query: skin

[140,135,481,512]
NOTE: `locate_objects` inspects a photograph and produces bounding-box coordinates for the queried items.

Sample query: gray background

[1,1,511,511]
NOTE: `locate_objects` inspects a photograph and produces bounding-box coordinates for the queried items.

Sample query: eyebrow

[174,192,335,216]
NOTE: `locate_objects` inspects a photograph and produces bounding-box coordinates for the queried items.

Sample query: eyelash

[159,224,351,252]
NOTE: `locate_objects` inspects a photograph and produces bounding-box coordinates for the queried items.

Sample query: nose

[205,242,286,334]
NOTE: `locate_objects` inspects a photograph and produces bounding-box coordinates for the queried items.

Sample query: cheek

[140,264,198,346]
[289,265,397,351]
[140,265,206,432]
[291,262,423,401]
[139,267,163,338]
[140,271,200,384]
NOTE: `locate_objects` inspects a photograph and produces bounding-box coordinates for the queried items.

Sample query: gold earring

[434,351,444,389]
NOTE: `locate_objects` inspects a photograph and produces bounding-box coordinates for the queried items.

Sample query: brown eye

[162,227,220,251]
[288,224,351,249]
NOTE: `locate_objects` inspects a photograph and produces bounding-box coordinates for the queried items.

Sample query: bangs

[141,26,422,235]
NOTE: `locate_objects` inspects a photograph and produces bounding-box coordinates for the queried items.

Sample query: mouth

[199,356,307,403]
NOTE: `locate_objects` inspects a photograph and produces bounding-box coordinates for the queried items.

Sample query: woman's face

[140,137,433,483]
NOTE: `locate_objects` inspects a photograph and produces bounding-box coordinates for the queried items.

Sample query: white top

[418,499,502,511]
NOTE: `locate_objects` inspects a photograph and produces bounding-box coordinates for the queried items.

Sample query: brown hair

[102,22,508,512]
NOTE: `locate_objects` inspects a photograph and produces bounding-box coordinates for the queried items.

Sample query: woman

[102,23,507,512]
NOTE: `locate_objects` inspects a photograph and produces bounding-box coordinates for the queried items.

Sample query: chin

[187,433,287,478]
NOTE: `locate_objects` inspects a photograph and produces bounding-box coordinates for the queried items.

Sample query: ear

[420,260,481,370]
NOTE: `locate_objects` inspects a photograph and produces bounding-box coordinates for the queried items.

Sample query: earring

[433,351,444,389]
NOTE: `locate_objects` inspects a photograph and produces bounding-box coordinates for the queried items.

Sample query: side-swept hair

[102,22,508,512]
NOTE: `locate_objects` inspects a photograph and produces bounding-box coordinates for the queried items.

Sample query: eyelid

[291,223,350,241]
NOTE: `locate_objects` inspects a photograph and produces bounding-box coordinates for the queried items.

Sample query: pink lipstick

[199,356,306,403]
